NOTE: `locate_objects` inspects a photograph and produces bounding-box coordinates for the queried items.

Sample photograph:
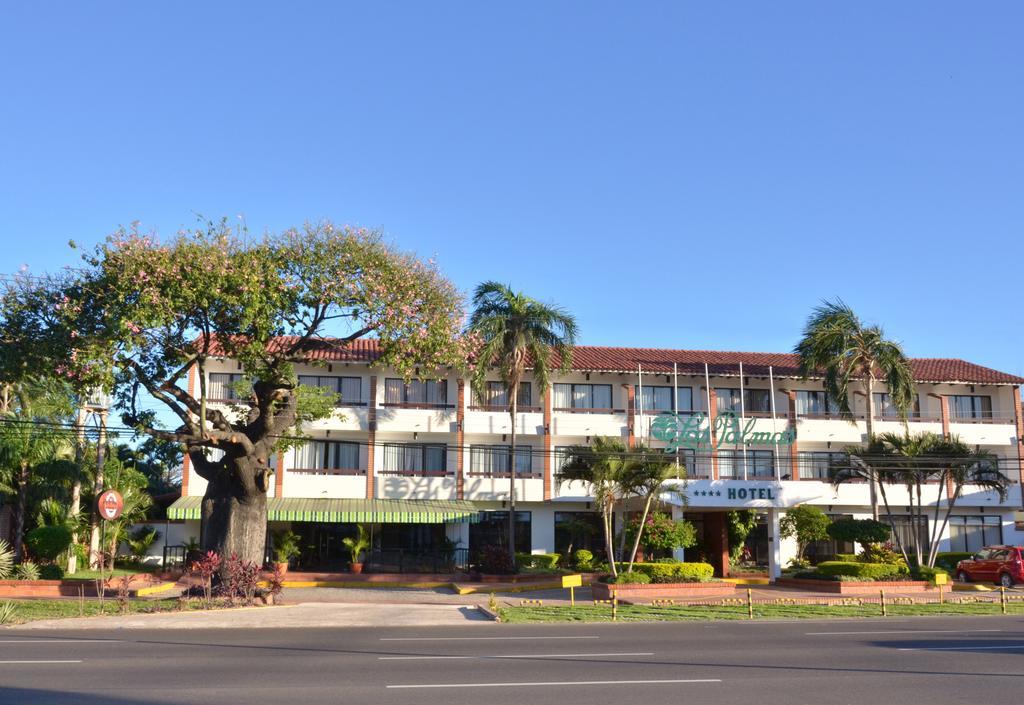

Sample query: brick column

[543,384,552,500]
[1014,387,1024,506]
[704,387,719,479]
[623,383,635,448]
[705,512,730,578]
[456,379,465,500]
[787,390,799,481]
[274,453,285,498]
[366,375,377,499]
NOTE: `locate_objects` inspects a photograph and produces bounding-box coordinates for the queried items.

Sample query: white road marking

[899,644,1024,651]
[807,629,1003,636]
[379,652,653,660]
[379,636,600,641]
[0,639,123,643]
[386,679,722,689]
[0,660,83,664]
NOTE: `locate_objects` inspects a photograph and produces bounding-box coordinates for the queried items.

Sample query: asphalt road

[2,615,1023,704]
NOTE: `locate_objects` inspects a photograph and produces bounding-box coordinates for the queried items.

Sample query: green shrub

[0,601,15,625]
[815,561,906,581]
[834,553,859,562]
[616,561,714,583]
[913,566,949,582]
[573,549,594,571]
[860,543,904,565]
[39,564,65,580]
[934,552,974,573]
[25,526,73,563]
[0,539,12,580]
[827,518,891,546]
[15,562,40,581]
[609,571,651,584]
[515,553,561,571]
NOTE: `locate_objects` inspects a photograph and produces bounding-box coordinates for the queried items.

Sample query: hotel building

[168,340,1024,579]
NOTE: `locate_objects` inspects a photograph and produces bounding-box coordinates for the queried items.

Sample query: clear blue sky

[2,2,1022,376]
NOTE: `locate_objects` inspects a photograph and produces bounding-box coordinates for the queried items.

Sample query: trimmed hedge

[815,561,908,581]
[614,561,715,583]
[573,550,594,571]
[515,553,561,571]
[934,552,974,573]
[608,571,651,585]
[913,566,950,582]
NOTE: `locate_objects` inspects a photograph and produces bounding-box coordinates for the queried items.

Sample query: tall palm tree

[622,447,681,572]
[469,282,578,559]
[558,437,632,579]
[795,300,916,519]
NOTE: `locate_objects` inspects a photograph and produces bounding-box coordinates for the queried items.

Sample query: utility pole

[88,405,109,570]
[66,402,91,574]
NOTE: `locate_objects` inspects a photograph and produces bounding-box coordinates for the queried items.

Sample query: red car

[955,546,1023,588]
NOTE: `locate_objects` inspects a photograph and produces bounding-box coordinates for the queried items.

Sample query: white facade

[179,347,1024,578]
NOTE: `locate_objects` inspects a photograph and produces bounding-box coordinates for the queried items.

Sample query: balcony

[283,471,366,499]
[464,476,546,502]
[376,474,457,500]
[376,404,457,433]
[464,406,544,436]
[551,408,627,438]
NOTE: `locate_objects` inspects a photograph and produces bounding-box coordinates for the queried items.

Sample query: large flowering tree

[0,221,468,563]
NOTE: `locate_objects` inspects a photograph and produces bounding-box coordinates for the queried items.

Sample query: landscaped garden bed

[775,578,930,594]
[592,580,736,600]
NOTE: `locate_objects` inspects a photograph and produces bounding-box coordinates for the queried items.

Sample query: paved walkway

[11,602,492,630]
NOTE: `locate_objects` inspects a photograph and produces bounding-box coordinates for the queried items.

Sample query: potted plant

[271,530,301,575]
[342,525,370,574]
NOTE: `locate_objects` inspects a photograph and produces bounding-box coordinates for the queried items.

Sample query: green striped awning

[167,496,481,524]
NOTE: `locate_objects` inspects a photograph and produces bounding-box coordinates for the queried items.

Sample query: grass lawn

[499,601,1024,623]
[62,566,160,581]
[0,598,184,625]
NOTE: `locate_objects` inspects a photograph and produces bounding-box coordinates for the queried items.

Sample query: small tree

[779,506,831,561]
[624,512,697,557]
[727,510,759,562]
[827,517,891,549]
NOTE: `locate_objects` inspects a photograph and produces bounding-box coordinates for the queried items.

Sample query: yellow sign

[561,574,582,588]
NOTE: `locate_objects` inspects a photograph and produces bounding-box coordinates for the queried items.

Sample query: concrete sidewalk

[10,602,493,630]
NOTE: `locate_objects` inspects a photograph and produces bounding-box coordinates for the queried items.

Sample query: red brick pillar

[787,390,799,481]
[1014,388,1024,505]
[366,375,377,499]
[274,453,285,498]
[624,383,635,448]
[705,387,719,479]
[706,512,730,578]
[456,379,466,500]
[543,384,553,500]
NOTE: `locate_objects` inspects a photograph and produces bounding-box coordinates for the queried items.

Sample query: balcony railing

[290,467,366,476]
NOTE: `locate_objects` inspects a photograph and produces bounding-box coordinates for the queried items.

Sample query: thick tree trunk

[200,457,270,567]
[12,462,29,563]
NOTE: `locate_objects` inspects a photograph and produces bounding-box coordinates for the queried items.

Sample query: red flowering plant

[0,221,472,569]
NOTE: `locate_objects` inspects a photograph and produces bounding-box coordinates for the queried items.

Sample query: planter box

[0,574,162,598]
[775,578,931,594]
[592,581,736,601]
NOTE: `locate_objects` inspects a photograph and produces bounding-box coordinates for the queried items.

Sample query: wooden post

[1001,586,1007,615]
[880,589,886,617]
[747,588,753,619]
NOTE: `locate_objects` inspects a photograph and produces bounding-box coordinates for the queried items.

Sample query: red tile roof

[214,336,1024,385]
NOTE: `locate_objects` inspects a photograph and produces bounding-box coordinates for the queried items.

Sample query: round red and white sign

[96,490,124,521]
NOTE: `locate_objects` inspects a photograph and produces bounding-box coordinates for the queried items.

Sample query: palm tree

[795,300,916,519]
[838,431,1004,568]
[468,282,578,560]
[558,437,633,579]
[623,447,681,572]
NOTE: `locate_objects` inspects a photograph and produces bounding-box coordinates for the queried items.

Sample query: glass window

[947,395,993,420]
[553,383,613,411]
[383,378,448,407]
[469,511,531,556]
[469,445,534,477]
[298,375,363,405]
[634,385,694,413]
[796,390,839,416]
[478,381,532,408]
[292,441,361,473]
[554,511,603,558]
[208,373,244,400]
[381,443,447,476]
[716,388,772,414]
[798,451,846,480]
[948,515,1002,553]
[872,393,920,418]
[718,450,774,479]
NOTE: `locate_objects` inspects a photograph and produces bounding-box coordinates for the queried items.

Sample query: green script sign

[650,411,795,452]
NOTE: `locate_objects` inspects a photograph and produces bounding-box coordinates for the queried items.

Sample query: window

[635,385,693,412]
[948,515,1002,553]
[947,395,993,421]
[469,445,536,478]
[716,388,772,415]
[554,512,603,557]
[298,375,363,406]
[293,441,362,474]
[796,390,839,417]
[208,373,246,401]
[384,378,449,407]
[469,511,531,556]
[873,393,921,419]
[887,516,930,554]
[476,381,532,408]
[798,451,847,480]
[381,443,448,476]
[553,383,613,411]
[718,450,774,479]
